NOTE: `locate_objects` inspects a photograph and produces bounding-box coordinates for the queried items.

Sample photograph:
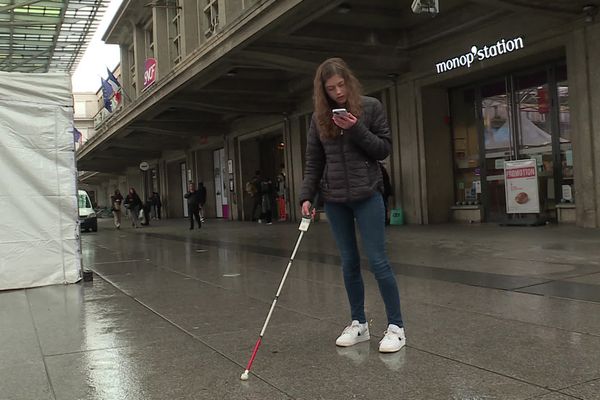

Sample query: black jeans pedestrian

[188,206,201,229]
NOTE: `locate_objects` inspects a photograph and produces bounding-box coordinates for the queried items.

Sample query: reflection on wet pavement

[3,219,600,399]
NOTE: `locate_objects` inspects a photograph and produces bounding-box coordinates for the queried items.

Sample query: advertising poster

[504,159,540,214]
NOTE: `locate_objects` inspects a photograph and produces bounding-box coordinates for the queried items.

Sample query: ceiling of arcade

[78,0,599,174]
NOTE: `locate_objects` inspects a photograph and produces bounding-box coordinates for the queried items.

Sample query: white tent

[0,72,81,290]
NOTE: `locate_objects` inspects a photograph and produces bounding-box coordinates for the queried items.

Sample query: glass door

[452,62,572,223]
[514,70,555,218]
[451,88,481,206]
[481,79,513,221]
[555,65,574,203]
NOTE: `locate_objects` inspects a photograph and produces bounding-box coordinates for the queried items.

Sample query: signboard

[143,58,157,89]
[139,161,149,171]
[227,159,233,174]
[435,37,525,74]
[504,159,540,214]
[562,185,573,202]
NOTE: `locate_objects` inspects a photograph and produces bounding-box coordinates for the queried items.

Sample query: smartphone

[332,108,349,117]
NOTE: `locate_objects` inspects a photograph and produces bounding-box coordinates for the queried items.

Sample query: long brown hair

[313,58,362,140]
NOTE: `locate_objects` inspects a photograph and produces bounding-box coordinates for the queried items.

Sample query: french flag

[106,67,122,104]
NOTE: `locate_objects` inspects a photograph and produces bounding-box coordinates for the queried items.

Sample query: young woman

[299,58,405,353]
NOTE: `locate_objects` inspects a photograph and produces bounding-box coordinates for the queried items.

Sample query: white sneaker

[335,320,370,347]
[378,324,406,353]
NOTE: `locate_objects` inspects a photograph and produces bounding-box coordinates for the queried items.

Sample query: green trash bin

[390,208,404,225]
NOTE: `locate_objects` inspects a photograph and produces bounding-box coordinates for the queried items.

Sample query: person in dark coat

[259,178,273,225]
[247,171,262,222]
[299,58,405,353]
[124,187,142,228]
[184,182,201,230]
[197,182,207,223]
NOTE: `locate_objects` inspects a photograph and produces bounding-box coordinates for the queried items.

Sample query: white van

[78,189,97,232]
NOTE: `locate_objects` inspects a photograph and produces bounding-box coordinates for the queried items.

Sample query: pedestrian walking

[260,178,273,225]
[151,192,162,220]
[197,182,207,223]
[299,57,406,353]
[110,189,123,229]
[184,182,202,230]
[124,187,142,228]
[246,171,262,222]
[276,164,287,221]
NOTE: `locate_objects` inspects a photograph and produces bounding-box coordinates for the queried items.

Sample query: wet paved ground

[3,217,600,399]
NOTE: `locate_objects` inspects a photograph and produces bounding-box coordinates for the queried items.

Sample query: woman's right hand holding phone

[332,112,357,130]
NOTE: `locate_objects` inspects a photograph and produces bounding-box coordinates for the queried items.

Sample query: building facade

[77,0,600,227]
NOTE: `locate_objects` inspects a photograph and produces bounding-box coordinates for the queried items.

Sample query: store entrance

[451,63,573,222]
[239,132,286,221]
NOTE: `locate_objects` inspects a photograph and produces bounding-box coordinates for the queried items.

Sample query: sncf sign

[144,58,157,89]
[435,37,525,74]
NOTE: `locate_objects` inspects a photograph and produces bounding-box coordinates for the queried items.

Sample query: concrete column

[567,24,600,228]
[158,160,168,218]
[132,22,145,96]
[231,136,242,220]
[185,150,195,184]
[224,137,236,220]
[119,44,132,104]
[288,116,306,222]
[397,81,425,224]
[385,84,403,210]
[421,86,453,223]
[181,0,199,56]
[152,6,170,79]
[282,117,295,221]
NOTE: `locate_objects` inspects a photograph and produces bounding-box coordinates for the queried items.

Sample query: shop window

[450,62,573,222]
[451,88,481,205]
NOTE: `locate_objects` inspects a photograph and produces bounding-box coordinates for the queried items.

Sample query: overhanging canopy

[0,0,107,72]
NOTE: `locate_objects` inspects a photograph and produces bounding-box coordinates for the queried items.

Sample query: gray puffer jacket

[299,96,391,204]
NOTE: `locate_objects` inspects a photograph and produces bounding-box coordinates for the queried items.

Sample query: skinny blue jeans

[324,193,403,327]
